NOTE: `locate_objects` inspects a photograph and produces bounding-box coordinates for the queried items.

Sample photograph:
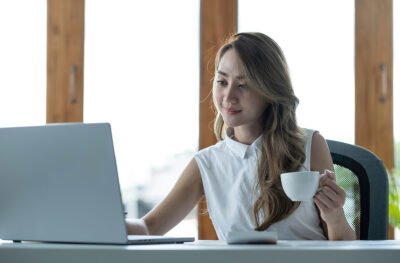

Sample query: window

[394,0,399,170]
[239,0,355,143]
[84,0,199,237]
[0,1,46,128]
[393,0,399,238]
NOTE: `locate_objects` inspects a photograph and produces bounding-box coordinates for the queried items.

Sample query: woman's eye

[238,84,248,89]
[216,80,228,86]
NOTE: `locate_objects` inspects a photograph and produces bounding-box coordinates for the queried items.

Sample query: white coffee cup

[280,171,324,201]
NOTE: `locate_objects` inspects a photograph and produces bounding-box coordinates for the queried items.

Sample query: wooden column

[47,0,85,123]
[198,0,237,240]
[355,0,393,238]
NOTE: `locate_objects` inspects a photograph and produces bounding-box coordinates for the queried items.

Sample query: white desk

[1,240,399,263]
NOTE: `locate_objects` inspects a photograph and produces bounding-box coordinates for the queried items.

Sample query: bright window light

[84,0,200,238]
[239,0,355,144]
[0,1,46,128]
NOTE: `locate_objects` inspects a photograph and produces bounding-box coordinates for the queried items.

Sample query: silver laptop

[0,123,194,245]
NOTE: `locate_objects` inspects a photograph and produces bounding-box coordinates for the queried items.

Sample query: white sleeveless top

[194,128,327,240]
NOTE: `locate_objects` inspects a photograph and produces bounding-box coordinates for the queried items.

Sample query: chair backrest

[326,140,388,240]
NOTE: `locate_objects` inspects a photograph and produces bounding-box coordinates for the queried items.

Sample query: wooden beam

[47,0,85,123]
[198,0,237,240]
[355,0,393,238]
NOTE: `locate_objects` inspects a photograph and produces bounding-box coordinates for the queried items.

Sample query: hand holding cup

[313,169,346,225]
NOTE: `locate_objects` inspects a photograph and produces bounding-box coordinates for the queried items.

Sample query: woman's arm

[310,132,356,240]
[126,158,204,235]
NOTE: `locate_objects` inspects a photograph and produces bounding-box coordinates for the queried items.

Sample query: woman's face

[214,48,268,130]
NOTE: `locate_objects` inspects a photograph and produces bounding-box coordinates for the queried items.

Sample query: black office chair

[326,140,389,240]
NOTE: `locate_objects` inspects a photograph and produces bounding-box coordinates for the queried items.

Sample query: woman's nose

[224,84,238,103]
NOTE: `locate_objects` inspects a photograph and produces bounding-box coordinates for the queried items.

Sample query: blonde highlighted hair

[213,32,306,230]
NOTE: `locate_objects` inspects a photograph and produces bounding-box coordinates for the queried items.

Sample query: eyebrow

[217,70,246,80]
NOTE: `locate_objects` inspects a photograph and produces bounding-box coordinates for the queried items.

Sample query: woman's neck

[233,125,263,145]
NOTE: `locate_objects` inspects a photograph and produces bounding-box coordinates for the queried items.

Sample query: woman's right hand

[125,218,150,235]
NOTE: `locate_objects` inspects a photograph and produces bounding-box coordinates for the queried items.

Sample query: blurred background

[0,0,398,239]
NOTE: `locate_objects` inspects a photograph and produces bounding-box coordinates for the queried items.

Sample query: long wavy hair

[212,32,306,230]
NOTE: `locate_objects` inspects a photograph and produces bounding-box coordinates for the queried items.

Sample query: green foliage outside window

[389,168,400,229]
[389,141,400,229]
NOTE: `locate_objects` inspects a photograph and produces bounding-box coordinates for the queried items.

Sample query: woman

[126,32,356,240]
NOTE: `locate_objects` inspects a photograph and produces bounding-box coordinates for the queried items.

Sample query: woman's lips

[225,108,242,115]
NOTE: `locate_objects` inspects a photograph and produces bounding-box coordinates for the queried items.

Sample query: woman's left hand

[313,169,346,226]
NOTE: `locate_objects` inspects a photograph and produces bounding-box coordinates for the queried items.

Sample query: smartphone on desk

[226,231,277,244]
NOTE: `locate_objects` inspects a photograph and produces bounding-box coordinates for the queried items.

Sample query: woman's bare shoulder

[310,132,334,173]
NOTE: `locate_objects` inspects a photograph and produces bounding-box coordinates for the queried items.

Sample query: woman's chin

[223,119,242,128]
